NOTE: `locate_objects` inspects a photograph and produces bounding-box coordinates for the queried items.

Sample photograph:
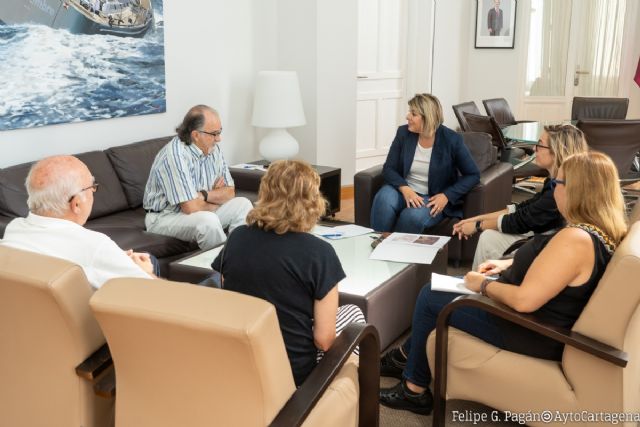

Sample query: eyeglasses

[550,178,565,190]
[197,128,223,138]
[534,141,551,151]
[68,182,99,202]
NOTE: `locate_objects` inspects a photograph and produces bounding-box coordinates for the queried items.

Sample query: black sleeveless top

[493,224,614,360]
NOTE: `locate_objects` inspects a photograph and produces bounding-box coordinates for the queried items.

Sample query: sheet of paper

[385,232,450,250]
[311,224,374,240]
[431,273,477,295]
[369,239,439,264]
[230,163,266,171]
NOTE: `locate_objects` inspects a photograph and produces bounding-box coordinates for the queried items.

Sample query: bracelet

[200,189,208,202]
[480,278,492,297]
[475,220,483,234]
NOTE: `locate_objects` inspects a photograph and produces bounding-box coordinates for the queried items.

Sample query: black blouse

[493,226,612,360]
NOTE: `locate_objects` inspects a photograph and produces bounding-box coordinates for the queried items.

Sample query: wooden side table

[229,161,341,215]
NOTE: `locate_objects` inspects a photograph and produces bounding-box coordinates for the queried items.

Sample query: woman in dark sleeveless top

[379,151,628,415]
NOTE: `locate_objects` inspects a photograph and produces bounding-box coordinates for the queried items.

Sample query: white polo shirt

[1,213,152,289]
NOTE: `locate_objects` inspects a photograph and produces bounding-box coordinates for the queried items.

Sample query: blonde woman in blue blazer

[371,94,480,233]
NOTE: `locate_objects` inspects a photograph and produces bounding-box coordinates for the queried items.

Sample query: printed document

[369,232,450,264]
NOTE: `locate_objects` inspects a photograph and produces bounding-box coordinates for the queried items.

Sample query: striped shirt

[143,136,234,213]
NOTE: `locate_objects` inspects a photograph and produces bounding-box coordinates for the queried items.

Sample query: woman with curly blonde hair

[212,160,363,386]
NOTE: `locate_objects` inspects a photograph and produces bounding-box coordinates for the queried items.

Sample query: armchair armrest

[75,343,112,380]
[75,343,115,398]
[354,165,384,227]
[270,323,380,427]
[431,293,628,427]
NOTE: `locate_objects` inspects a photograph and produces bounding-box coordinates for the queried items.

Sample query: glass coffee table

[169,233,448,349]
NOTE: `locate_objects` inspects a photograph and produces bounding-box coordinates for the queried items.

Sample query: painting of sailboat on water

[0,0,166,131]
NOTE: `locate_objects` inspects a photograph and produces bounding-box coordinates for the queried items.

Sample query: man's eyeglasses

[68,183,99,202]
[198,128,223,138]
[550,178,565,190]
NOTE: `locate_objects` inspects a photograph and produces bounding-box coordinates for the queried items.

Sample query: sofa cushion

[0,162,31,218]
[461,132,498,173]
[105,137,172,208]
[85,208,199,258]
[75,151,130,220]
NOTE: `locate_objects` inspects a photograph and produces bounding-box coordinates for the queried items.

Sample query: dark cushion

[86,209,198,258]
[75,151,130,220]
[105,137,173,208]
[0,162,32,218]
[460,132,497,173]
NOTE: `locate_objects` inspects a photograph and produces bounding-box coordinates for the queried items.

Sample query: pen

[321,233,343,238]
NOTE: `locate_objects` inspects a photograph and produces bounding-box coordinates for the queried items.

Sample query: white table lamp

[252,71,306,161]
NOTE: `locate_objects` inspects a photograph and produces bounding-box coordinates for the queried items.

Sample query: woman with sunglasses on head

[453,124,588,271]
[380,151,627,415]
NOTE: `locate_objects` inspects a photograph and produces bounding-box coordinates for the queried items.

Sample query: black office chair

[464,112,548,194]
[571,97,629,120]
[482,98,532,128]
[452,102,481,132]
[577,119,640,214]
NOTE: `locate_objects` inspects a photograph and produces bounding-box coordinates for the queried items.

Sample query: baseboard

[341,185,354,200]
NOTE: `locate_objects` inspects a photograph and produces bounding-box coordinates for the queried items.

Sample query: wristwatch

[200,189,208,202]
[475,220,483,233]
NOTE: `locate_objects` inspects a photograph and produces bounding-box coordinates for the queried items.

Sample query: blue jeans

[401,283,506,388]
[370,185,444,233]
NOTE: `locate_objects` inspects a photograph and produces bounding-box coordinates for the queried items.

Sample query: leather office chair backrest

[462,112,508,150]
[482,98,517,127]
[571,97,629,120]
[452,101,481,132]
[0,245,113,427]
[90,279,300,427]
[577,119,640,179]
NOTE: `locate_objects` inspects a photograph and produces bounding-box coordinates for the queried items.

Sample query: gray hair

[25,159,87,216]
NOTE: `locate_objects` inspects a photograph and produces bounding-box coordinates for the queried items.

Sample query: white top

[1,213,152,289]
[405,144,432,195]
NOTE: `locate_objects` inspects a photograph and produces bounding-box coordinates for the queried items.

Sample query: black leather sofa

[353,132,514,266]
[0,136,257,275]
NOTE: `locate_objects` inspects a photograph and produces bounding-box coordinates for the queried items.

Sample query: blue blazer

[382,124,480,218]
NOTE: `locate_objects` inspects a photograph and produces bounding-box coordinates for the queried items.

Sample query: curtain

[525,0,627,97]
[526,0,572,96]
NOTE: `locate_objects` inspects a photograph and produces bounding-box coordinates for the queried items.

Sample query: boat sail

[0,0,154,38]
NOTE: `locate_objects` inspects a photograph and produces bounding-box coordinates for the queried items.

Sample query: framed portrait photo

[475,0,517,49]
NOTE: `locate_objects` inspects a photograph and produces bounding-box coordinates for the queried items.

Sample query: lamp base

[258,128,299,162]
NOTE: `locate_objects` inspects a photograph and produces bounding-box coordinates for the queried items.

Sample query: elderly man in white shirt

[1,155,153,289]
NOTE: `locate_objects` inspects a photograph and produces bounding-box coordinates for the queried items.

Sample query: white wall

[0,0,268,168]
[277,0,357,185]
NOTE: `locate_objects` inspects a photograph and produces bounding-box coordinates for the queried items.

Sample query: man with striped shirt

[143,105,253,250]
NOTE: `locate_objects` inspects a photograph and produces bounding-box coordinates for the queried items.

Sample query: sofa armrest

[270,323,380,427]
[354,165,384,227]
[462,162,514,219]
[229,168,262,193]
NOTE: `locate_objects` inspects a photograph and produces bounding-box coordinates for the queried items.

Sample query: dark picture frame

[475,0,517,49]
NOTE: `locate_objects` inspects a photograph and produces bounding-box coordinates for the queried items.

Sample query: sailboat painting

[0,0,166,131]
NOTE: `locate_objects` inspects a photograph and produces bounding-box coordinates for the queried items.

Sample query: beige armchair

[90,278,380,427]
[0,246,114,427]
[427,222,640,427]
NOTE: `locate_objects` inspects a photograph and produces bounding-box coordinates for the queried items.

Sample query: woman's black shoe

[380,348,406,379]
[379,380,433,415]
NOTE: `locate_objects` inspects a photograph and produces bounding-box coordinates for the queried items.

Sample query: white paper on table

[431,273,477,295]
[385,232,450,249]
[369,239,439,264]
[230,163,266,171]
[311,224,374,240]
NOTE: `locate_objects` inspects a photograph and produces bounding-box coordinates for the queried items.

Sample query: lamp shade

[251,71,306,128]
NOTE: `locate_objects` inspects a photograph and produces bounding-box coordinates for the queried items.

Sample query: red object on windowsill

[635,57,640,87]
